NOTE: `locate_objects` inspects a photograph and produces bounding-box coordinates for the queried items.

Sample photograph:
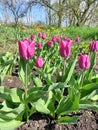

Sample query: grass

[0,25,98,54]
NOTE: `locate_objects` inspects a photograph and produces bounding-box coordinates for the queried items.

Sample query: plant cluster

[0,31,98,130]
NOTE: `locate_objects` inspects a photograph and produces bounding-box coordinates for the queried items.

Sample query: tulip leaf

[56,88,80,116]
[80,82,98,98]
[33,77,42,87]
[0,119,24,130]
[64,56,77,83]
[34,98,50,114]
[58,115,79,124]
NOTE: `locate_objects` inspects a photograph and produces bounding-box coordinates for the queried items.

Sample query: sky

[0,0,57,24]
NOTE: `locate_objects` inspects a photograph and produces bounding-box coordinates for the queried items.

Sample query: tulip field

[0,25,98,130]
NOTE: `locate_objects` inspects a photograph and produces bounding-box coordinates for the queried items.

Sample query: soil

[0,76,98,130]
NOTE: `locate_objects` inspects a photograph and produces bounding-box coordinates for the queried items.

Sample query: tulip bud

[52,35,57,42]
[30,34,35,40]
[48,40,53,47]
[56,37,61,43]
[38,32,42,37]
[36,57,44,68]
[90,41,98,52]
[18,39,35,60]
[78,54,90,69]
[42,33,46,40]
[60,40,71,57]
[75,36,80,42]
[37,43,43,49]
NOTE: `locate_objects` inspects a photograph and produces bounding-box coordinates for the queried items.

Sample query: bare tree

[0,0,37,26]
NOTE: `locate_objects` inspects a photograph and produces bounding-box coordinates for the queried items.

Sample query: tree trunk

[58,13,62,27]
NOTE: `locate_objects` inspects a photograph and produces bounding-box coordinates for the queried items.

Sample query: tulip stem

[81,70,84,87]
[25,62,29,121]
[25,62,28,98]
[62,59,66,82]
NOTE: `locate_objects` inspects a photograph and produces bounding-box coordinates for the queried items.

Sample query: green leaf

[58,116,79,124]
[33,77,42,87]
[34,98,50,114]
[0,119,23,130]
[80,101,98,110]
[0,86,24,103]
[64,56,77,83]
[80,82,98,98]
[56,88,80,116]
[86,51,96,79]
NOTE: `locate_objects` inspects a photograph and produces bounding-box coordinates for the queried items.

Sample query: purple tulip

[60,40,71,57]
[42,33,46,40]
[37,43,43,49]
[38,32,42,37]
[48,40,53,47]
[30,34,35,40]
[78,54,90,69]
[90,41,98,52]
[64,37,72,45]
[18,39,35,60]
[75,36,80,42]
[56,37,61,43]
[52,35,57,42]
[36,57,44,68]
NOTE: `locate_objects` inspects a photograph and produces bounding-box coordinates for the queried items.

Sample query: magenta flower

[78,54,90,69]
[64,37,72,45]
[42,33,46,40]
[52,35,57,42]
[56,37,61,43]
[48,40,53,47]
[18,39,35,60]
[75,36,80,42]
[60,40,71,57]
[37,43,43,49]
[90,41,98,52]
[38,32,42,37]
[36,57,44,68]
[30,34,35,40]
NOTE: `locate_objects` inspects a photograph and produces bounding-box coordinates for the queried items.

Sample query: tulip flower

[75,36,80,42]
[78,54,90,69]
[48,40,53,47]
[60,40,71,57]
[52,35,57,42]
[90,40,98,52]
[42,33,46,40]
[30,34,35,40]
[37,43,43,49]
[56,37,61,43]
[36,57,44,68]
[18,39,35,60]
[38,32,42,37]
[64,37,72,45]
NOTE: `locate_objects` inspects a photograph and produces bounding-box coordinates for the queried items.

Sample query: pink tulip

[75,36,80,42]
[38,32,42,37]
[56,37,61,43]
[90,41,98,52]
[78,54,90,69]
[64,37,72,45]
[37,43,43,49]
[52,35,57,42]
[60,40,71,57]
[30,34,35,40]
[42,33,46,40]
[48,40,53,47]
[18,39,35,60]
[36,57,44,68]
